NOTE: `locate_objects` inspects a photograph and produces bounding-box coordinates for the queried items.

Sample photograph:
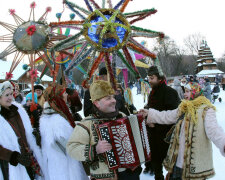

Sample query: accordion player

[97,114,151,170]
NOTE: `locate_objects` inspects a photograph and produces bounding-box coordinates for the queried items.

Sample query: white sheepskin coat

[0,102,44,180]
[39,105,88,180]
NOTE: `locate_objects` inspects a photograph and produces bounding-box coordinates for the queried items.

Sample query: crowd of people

[0,66,225,180]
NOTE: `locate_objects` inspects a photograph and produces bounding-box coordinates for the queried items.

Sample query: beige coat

[66,116,119,180]
[147,106,225,179]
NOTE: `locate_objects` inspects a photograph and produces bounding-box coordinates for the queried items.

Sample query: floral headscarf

[184,82,203,100]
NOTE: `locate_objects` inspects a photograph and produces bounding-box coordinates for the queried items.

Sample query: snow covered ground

[79,87,225,179]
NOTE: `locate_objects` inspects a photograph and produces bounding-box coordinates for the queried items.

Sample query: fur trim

[90,80,115,102]
[40,113,88,180]
[0,102,44,180]
[178,96,216,124]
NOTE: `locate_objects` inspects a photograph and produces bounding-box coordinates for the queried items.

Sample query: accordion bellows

[98,114,151,169]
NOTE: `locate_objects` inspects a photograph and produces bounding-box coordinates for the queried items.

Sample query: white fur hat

[0,81,13,97]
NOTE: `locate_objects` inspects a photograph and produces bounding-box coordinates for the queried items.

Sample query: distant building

[0,60,52,90]
[196,40,224,77]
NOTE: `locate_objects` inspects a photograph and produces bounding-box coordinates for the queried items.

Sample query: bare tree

[183,33,205,55]
[217,52,225,72]
[152,36,186,77]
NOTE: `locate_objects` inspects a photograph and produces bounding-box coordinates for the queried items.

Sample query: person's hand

[139,109,149,118]
[96,140,112,154]
[17,153,32,167]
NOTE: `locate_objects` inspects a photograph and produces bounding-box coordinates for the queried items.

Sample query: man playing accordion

[67,80,142,180]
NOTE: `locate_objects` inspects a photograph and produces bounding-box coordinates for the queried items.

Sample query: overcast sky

[0,0,224,59]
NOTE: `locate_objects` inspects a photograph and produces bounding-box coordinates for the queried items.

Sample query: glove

[10,151,31,167]
[17,153,32,167]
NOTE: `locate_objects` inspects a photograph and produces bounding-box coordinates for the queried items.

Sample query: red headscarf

[44,83,75,128]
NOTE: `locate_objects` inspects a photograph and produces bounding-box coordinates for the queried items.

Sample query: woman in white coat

[0,81,43,180]
[140,82,225,180]
[39,83,88,180]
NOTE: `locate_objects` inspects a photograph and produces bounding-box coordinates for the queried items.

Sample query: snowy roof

[197,62,217,67]
[0,60,52,82]
[197,57,215,62]
[197,69,224,76]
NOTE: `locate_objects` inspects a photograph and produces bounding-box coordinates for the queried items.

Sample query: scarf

[43,84,75,128]
[178,96,216,124]
[92,105,119,120]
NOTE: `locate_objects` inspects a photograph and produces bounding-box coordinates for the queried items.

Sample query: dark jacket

[83,89,92,117]
[146,81,180,163]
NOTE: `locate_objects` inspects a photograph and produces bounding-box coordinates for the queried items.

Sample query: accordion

[97,114,150,169]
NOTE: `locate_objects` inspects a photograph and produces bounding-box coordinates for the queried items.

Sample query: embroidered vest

[164,105,214,179]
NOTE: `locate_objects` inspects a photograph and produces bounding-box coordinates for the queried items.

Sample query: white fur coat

[40,102,88,180]
[0,102,44,180]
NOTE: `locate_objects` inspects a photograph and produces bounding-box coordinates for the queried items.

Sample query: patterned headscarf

[184,82,203,100]
[43,83,75,128]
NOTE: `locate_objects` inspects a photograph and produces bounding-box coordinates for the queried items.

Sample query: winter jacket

[172,79,184,99]
[0,102,43,180]
[146,81,180,164]
[147,99,225,179]
[83,89,92,117]
[67,110,142,179]
[203,82,212,102]
[39,102,88,180]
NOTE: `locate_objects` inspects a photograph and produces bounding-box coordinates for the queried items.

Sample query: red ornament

[26,25,36,36]
[30,2,36,8]
[9,9,15,15]
[46,7,52,12]
[29,69,38,79]
[5,72,13,80]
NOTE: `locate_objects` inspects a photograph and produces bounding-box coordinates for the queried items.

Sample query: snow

[78,87,225,180]
[0,60,52,81]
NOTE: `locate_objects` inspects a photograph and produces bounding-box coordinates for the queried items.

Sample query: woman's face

[184,88,192,100]
[0,88,14,108]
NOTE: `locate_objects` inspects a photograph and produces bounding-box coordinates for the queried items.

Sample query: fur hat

[26,92,38,104]
[185,82,203,100]
[34,84,45,91]
[90,80,115,102]
[0,81,13,97]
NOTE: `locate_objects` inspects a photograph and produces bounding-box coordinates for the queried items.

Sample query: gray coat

[203,82,212,102]
[172,79,184,100]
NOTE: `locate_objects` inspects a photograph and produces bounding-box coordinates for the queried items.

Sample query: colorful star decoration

[49,0,165,89]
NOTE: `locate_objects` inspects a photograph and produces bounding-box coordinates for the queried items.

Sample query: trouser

[169,166,182,180]
[144,160,154,172]
[222,84,225,91]
[118,166,142,180]
[152,161,164,180]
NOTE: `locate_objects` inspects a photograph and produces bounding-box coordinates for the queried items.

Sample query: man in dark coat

[144,66,180,180]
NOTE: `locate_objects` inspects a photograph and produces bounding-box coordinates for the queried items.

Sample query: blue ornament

[87,15,127,49]
[23,64,28,70]
[56,13,62,19]
[70,13,75,20]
